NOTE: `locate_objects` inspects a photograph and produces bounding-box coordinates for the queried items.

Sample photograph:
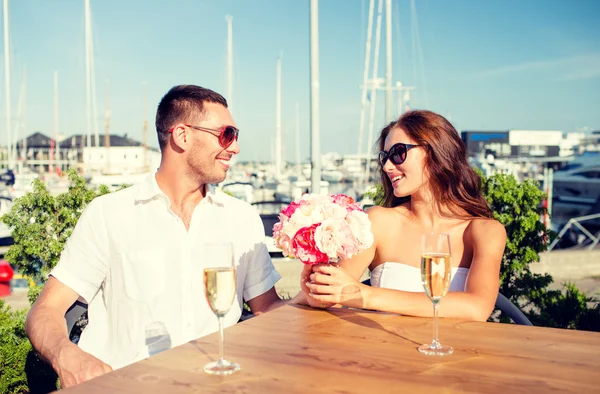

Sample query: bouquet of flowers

[273,194,374,265]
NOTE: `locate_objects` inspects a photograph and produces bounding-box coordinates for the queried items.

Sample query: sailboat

[84,0,154,190]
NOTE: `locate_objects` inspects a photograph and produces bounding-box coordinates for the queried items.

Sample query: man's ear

[170,124,189,151]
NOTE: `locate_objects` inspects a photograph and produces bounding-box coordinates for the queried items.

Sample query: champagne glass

[202,242,240,375]
[418,232,453,356]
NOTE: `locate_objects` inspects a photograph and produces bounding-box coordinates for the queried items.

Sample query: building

[10,132,160,175]
[461,130,562,159]
[60,134,160,174]
[461,130,511,158]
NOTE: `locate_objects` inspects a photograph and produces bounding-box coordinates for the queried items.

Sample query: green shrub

[0,300,57,394]
[0,169,119,393]
[2,169,111,303]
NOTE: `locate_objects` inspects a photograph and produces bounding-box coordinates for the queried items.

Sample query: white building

[60,134,161,175]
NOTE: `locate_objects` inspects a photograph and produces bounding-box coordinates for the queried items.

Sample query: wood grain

[60,305,600,393]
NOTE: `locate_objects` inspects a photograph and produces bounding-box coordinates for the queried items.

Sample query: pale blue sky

[4,0,600,161]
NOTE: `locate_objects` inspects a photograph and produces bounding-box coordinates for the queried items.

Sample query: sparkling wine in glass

[202,242,240,375]
[418,232,453,356]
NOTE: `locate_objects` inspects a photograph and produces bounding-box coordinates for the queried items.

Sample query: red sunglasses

[169,124,239,149]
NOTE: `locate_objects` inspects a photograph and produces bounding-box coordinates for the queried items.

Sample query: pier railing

[548,213,600,251]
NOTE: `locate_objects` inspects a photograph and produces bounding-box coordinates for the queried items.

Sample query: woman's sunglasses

[379,142,420,167]
[168,124,239,149]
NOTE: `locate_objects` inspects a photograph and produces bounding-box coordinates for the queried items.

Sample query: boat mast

[105,79,110,173]
[309,0,321,194]
[84,0,92,152]
[15,69,25,166]
[4,0,12,169]
[275,55,282,180]
[52,71,59,174]
[142,81,148,171]
[385,0,393,123]
[364,0,384,184]
[357,0,375,161]
[226,15,233,112]
[295,102,301,173]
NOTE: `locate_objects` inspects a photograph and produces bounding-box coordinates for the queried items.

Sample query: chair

[65,300,88,340]
[361,278,533,326]
[494,292,533,326]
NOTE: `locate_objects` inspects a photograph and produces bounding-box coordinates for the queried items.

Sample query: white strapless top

[370,262,469,292]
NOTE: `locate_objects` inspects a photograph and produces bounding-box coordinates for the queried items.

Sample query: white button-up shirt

[50,174,280,369]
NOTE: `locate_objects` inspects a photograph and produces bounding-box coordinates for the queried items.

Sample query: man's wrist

[48,338,78,372]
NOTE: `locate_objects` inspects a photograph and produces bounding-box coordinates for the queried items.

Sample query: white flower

[314,218,346,259]
[346,210,374,248]
[320,201,348,221]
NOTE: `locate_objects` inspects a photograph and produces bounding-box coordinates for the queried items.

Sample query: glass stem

[433,303,439,346]
[218,315,225,362]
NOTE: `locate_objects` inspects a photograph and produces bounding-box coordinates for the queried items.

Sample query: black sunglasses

[379,142,420,167]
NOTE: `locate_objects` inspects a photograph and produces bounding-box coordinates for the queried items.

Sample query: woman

[301,110,506,321]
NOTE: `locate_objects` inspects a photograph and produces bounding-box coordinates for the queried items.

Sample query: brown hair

[155,85,228,151]
[377,110,492,218]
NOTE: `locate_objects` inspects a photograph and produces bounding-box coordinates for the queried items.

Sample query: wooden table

[62,305,600,393]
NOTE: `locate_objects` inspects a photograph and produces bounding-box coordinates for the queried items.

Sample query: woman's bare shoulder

[470,217,507,242]
[367,204,411,234]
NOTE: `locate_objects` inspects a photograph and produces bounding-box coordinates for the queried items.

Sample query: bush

[480,172,600,329]
[0,300,57,394]
[0,169,118,393]
[2,169,111,303]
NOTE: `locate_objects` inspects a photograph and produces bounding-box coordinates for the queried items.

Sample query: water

[146,334,172,356]
[145,321,172,356]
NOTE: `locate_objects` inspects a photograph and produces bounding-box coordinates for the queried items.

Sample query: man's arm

[26,277,112,388]
[246,287,286,315]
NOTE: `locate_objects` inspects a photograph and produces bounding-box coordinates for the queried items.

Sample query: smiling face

[382,126,429,199]
[185,102,240,184]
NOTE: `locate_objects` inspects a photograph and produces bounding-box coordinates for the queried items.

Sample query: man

[25,85,284,388]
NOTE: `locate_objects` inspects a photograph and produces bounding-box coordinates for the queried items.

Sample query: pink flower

[281,200,304,218]
[292,224,329,265]
[272,221,282,238]
[331,194,355,206]
[272,192,374,264]
[331,194,362,212]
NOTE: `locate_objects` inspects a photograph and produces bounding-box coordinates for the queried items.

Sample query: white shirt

[50,173,280,369]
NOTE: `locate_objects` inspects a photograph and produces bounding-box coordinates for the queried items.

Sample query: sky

[3,0,600,162]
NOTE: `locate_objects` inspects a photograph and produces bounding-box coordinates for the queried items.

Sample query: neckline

[373,262,470,272]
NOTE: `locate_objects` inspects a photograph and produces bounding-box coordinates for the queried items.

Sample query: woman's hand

[304,263,368,309]
[299,264,335,309]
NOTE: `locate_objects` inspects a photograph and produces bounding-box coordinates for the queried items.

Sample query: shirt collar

[135,173,225,206]
[205,183,226,205]
[135,173,164,202]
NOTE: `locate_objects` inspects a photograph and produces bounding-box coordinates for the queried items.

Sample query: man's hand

[52,343,113,389]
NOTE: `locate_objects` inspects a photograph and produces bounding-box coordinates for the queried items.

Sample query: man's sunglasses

[168,124,239,149]
[379,142,420,167]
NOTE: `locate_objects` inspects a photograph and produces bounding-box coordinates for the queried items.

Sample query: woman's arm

[297,207,381,308]
[307,218,507,321]
[339,206,384,278]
